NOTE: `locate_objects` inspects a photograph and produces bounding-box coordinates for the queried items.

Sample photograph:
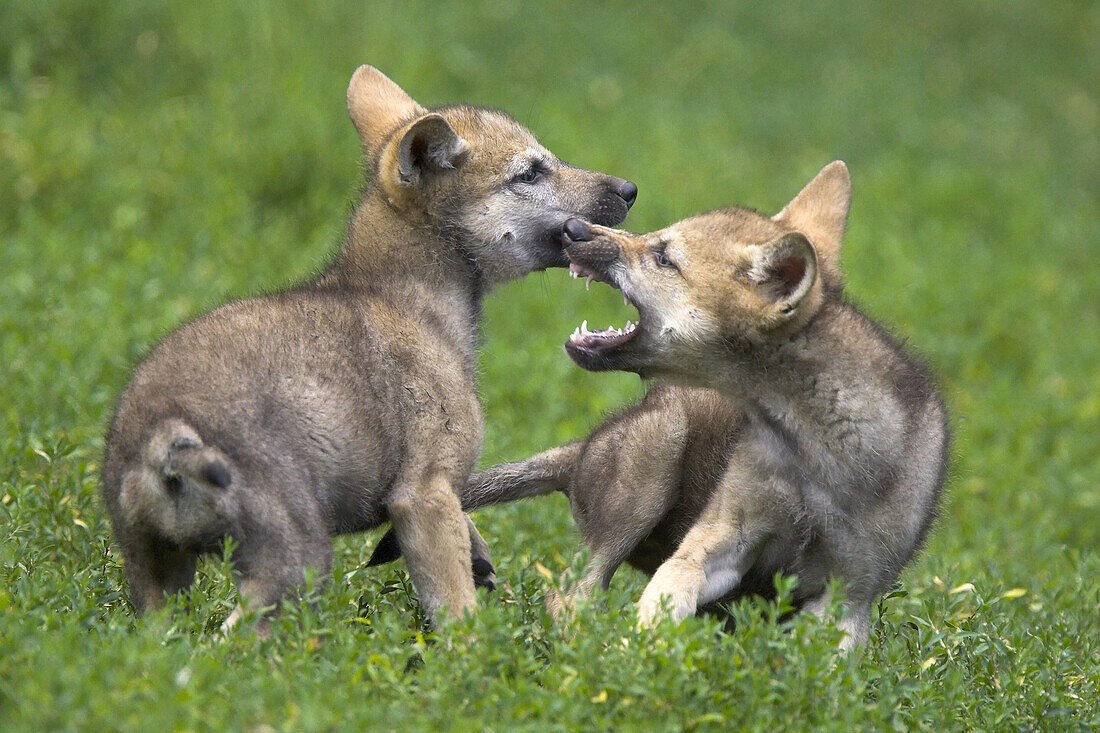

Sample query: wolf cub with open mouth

[375,162,948,649]
[101,65,636,631]
[561,161,947,648]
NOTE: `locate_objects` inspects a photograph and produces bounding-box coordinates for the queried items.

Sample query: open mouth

[565,261,640,355]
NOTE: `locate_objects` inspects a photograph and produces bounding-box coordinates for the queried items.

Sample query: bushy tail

[461,441,582,510]
[366,442,583,567]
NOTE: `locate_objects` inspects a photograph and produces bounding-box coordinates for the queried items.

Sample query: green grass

[2,0,1098,729]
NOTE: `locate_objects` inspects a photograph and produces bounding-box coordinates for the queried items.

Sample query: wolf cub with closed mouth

[377,162,948,649]
[101,65,637,631]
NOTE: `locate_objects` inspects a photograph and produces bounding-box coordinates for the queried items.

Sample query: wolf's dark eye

[653,250,675,269]
[515,167,542,184]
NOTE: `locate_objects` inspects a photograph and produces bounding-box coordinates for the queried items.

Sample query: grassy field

[2,0,1097,729]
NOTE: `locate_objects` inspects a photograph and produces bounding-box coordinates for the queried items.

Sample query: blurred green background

[1,1,1096,729]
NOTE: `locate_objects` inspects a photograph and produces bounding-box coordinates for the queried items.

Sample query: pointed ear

[773,161,851,267]
[347,65,424,154]
[749,233,818,315]
[393,114,467,186]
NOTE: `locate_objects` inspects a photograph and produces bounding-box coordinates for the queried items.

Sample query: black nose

[616,180,638,206]
[562,218,594,243]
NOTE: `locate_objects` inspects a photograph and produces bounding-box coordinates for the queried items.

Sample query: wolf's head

[346,65,636,284]
[560,162,851,378]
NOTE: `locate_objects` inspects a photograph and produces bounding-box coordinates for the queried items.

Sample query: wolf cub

[557,161,948,647]
[101,65,636,631]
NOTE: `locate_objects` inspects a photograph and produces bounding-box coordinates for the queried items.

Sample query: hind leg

[837,602,872,651]
[804,593,872,652]
[221,539,332,636]
[545,549,631,620]
[123,534,198,615]
[549,502,677,618]
[220,499,332,636]
[550,421,687,619]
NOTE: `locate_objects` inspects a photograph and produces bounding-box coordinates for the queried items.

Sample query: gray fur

[100,65,635,631]
[557,161,948,649]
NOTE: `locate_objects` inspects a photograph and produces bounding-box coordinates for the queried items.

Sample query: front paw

[637,562,700,627]
[636,590,669,628]
[637,585,697,628]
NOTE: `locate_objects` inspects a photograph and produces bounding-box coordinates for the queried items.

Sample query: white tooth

[581,320,589,335]
[623,295,630,307]
[586,276,593,291]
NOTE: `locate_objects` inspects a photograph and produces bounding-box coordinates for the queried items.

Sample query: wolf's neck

[713,301,902,476]
[320,191,485,362]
